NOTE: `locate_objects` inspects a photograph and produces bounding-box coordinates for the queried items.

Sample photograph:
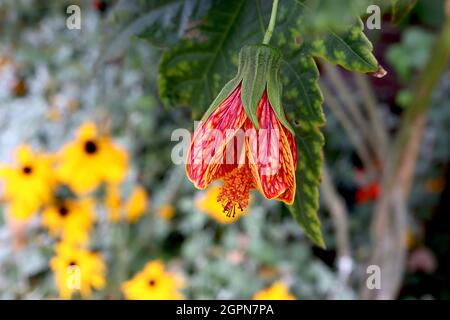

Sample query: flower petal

[283,120,298,170]
[245,92,296,203]
[186,86,247,189]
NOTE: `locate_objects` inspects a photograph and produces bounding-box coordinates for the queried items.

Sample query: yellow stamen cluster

[217,165,255,218]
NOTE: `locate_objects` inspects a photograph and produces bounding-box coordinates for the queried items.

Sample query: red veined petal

[275,131,296,205]
[185,85,247,189]
[277,122,297,204]
[245,92,296,203]
[205,120,249,185]
[283,122,297,170]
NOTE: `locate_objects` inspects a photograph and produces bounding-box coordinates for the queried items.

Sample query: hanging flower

[186,45,297,219]
[0,145,56,220]
[42,198,95,245]
[253,281,295,300]
[195,184,247,224]
[124,185,148,223]
[56,122,128,195]
[122,260,184,300]
[50,242,106,299]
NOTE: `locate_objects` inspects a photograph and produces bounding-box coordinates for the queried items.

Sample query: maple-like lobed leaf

[159,0,264,118]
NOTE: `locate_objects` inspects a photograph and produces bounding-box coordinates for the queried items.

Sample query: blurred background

[0,0,449,300]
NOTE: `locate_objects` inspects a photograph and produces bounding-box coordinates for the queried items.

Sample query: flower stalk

[263,0,280,45]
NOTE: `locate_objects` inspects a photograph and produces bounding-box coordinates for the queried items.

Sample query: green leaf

[308,19,378,73]
[389,0,418,23]
[275,0,373,34]
[281,48,325,126]
[281,49,326,248]
[386,27,435,81]
[275,0,379,73]
[159,0,265,118]
[101,0,212,61]
[288,123,326,249]
[131,0,213,47]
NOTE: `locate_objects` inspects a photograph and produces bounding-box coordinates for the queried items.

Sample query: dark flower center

[68,261,77,267]
[148,279,156,287]
[58,206,69,217]
[84,140,98,154]
[22,166,33,175]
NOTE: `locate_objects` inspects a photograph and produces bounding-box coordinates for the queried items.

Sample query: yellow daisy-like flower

[50,242,106,299]
[122,260,184,300]
[105,184,122,222]
[42,198,94,245]
[253,282,295,300]
[157,203,175,221]
[56,122,128,195]
[0,145,56,220]
[124,185,148,223]
[195,184,248,224]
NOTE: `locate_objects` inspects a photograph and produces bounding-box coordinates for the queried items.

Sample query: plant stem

[262,0,279,45]
[321,83,376,173]
[361,16,450,300]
